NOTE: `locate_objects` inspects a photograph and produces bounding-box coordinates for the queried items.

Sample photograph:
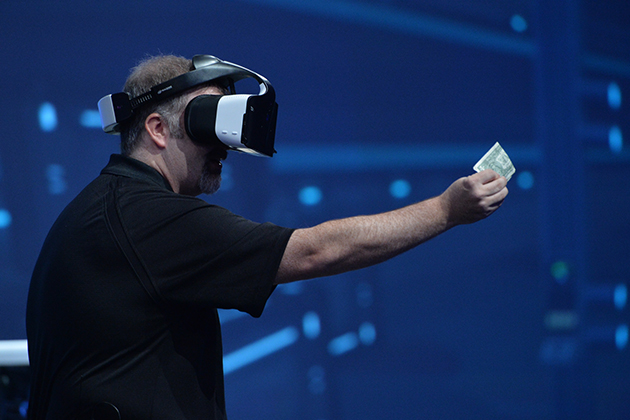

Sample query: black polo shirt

[26,154,294,420]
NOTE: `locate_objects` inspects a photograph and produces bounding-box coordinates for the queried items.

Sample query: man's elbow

[274,228,337,284]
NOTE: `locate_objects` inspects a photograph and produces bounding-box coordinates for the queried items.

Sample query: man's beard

[199,161,222,195]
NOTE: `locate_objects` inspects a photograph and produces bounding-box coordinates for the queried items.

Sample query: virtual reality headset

[98,54,278,157]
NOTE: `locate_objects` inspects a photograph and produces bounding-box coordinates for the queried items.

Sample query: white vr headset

[98,54,278,157]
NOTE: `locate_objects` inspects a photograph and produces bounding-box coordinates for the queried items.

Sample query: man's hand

[439,169,508,227]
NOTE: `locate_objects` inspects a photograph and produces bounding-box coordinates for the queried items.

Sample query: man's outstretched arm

[275,169,508,284]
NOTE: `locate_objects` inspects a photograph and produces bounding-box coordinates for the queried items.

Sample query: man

[26,54,508,419]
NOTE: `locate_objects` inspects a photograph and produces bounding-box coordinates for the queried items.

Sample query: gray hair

[119,54,224,155]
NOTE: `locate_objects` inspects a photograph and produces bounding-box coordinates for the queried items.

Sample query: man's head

[120,55,228,196]
[120,55,226,155]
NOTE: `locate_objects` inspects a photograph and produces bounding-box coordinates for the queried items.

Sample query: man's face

[198,144,227,195]
[172,86,228,196]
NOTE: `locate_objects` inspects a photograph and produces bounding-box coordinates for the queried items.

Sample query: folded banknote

[473,142,515,181]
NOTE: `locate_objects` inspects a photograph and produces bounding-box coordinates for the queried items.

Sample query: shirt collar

[100,154,174,192]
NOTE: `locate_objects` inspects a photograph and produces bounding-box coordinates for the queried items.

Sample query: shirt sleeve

[119,187,294,317]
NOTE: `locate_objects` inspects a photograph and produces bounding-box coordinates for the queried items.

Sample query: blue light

[223,327,299,374]
[38,102,58,132]
[616,325,628,350]
[608,82,622,110]
[551,261,570,284]
[303,311,321,339]
[614,284,627,310]
[0,209,12,229]
[272,144,542,174]
[328,332,359,356]
[299,186,322,206]
[80,110,103,128]
[389,179,411,199]
[278,281,304,295]
[517,171,534,190]
[510,15,528,33]
[19,401,28,418]
[356,282,373,308]
[609,126,623,154]
[359,322,376,345]
[307,365,326,394]
[46,164,68,195]
[243,0,536,57]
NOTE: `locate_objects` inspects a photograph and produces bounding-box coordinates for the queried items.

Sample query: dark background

[0,0,628,419]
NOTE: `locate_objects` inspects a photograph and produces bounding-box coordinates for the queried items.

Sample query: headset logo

[157,85,173,96]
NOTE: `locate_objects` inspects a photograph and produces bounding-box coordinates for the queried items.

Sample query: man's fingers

[471,169,500,184]
[469,169,507,196]
[485,176,508,195]
[479,186,508,218]
[492,185,509,203]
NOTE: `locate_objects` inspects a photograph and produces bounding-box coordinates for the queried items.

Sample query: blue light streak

[241,0,536,57]
[583,53,630,79]
[223,327,299,374]
[328,332,359,356]
[80,110,103,128]
[272,144,541,173]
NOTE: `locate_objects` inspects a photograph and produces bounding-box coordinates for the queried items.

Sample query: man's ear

[144,113,169,149]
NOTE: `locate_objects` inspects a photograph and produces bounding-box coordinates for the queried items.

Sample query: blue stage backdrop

[1,1,629,419]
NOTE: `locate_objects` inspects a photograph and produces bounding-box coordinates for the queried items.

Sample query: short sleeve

[118,187,294,317]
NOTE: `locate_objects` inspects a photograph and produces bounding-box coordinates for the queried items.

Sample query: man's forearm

[275,195,450,283]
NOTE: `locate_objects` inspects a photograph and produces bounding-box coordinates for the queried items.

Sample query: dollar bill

[473,142,515,181]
